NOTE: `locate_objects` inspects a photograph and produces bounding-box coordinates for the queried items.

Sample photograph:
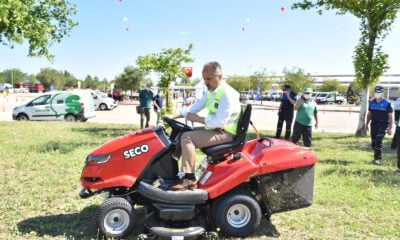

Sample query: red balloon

[281,7,285,11]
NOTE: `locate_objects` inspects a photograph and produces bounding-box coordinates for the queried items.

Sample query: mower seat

[201,104,252,157]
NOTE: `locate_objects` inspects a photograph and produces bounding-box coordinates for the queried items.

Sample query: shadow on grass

[313,134,355,141]
[36,140,99,154]
[319,159,354,166]
[17,205,99,239]
[249,218,281,239]
[17,205,147,240]
[322,168,400,186]
[72,127,133,138]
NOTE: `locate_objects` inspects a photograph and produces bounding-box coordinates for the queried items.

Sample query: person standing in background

[291,88,318,147]
[275,84,297,140]
[138,83,154,129]
[153,91,163,125]
[391,97,400,149]
[366,86,393,165]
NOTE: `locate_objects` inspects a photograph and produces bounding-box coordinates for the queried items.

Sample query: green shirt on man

[295,100,318,126]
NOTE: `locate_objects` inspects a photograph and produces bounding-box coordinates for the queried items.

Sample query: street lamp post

[247,65,252,93]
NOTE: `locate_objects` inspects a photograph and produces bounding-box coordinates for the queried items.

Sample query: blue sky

[1,0,400,81]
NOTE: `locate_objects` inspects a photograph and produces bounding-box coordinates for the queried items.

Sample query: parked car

[0,83,14,93]
[12,91,95,121]
[267,92,282,101]
[89,90,117,111]
[14,87,30,93]
[316,92,345,104]
[240,92,250,101]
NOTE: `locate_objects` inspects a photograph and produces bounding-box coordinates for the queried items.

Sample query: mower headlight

[87,154,111,164]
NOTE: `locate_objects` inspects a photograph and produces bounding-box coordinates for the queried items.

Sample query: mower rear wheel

[97,197,135,238]
[212,189,261,238]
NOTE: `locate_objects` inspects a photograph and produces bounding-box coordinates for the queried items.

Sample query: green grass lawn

[0,121,399,240]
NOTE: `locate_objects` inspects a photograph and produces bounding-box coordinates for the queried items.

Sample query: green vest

[205,85,241,135]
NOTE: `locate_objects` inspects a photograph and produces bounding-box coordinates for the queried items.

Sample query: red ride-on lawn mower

[79,105,318,239]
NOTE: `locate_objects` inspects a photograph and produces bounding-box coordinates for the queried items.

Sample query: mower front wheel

[212,189,261,238]
[97,197,135,238]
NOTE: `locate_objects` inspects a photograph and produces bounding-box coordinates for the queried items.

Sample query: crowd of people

[136,61,400,190]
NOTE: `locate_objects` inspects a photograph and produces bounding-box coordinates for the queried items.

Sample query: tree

[250,69,272,103]
[281,67,315,93]
[320,78,347,94]
[82,75,102,89]
[102,78,109,91]
[0,0,77,60]
[115,66,146,92]
[293,0,400,136]
[226,75,249,92]
[136,44,194,112]
[27,74,38,84]
[63,71,78,88]
[185,78,201,87]
[0,69,27,85]
[36,68,78,90]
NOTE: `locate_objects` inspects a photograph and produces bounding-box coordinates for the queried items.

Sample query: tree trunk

[355,86,370,136]
[163,87,173,114]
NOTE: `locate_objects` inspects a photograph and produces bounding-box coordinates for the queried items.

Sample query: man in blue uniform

[275,85,297,140]
[366,86,393,165]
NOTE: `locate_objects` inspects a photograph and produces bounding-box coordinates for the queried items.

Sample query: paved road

[0,95,360,133]
[86,104,359,134]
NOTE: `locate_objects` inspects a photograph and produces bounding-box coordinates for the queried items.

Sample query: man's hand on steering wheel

[162,116,193,132]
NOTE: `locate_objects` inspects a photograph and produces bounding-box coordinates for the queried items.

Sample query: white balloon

[123,16,128,22]
[246,18,251,23]
[182,31,186,35]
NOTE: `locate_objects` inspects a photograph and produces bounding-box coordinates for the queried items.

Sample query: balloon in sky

[123,16,128,22]
[246,18,251,23]
[182,31,186,35]
[242,27,245,32]
[125,27,130,32]
[281,7,285,11]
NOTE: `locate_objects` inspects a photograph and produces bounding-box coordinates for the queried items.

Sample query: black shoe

[372,159,382,165]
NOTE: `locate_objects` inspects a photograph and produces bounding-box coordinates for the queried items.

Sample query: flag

[257,82,261,101]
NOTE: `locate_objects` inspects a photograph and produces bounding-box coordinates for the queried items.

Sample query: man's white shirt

[181,82,240,129]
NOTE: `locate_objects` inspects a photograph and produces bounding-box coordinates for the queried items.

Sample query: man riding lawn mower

[79,62,318,239]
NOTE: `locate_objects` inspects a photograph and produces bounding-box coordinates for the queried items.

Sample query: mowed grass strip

[0,121,399,240]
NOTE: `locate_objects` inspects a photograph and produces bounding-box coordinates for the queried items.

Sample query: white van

[12,91,96,121]
[89,90,117,110]
[0,83,14,93]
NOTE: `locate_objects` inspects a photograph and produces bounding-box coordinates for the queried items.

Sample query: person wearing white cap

[366,85,393,165]
[291,88,318,147]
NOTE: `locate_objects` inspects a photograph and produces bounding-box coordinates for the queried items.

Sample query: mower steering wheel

[163,116,193,132]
